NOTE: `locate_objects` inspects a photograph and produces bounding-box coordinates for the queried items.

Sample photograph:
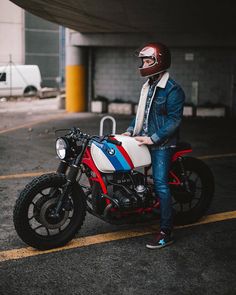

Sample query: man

[123,42,185,249]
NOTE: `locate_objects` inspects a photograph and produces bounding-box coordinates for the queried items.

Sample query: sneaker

[146,230,174,249]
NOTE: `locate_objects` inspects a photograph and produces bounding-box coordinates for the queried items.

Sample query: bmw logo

[107,148,115,156]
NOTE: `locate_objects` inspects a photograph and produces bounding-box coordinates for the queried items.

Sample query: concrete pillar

[65,29,86,112]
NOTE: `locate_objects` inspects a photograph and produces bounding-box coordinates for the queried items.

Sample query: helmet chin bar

[148,72,165,81]
[141,69,166,79]
[139,60,164,78]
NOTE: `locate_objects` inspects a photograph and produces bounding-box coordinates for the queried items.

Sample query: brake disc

[39,198,69,229]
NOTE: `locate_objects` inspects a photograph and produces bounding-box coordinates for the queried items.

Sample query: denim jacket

[127,73,185,149]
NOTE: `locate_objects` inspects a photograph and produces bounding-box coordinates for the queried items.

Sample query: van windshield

[0,72,6,82]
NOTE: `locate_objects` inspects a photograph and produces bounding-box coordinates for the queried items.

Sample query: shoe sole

[146,240,174,249]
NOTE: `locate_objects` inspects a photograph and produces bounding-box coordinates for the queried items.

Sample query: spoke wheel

[170,157,214,225]
[13,173,86,250]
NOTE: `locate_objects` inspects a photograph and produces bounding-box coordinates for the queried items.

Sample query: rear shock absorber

[178,157,191,192]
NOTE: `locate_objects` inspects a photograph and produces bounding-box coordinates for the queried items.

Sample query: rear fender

[172,149,192,162]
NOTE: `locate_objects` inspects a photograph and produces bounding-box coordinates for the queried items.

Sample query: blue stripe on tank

[92,141,122,170]
[92,141,130,171]
[106,142,131,171]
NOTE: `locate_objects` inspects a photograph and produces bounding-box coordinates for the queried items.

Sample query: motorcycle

[13,127,214,250]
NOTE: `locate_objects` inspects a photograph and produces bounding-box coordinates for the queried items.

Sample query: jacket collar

[156,71,169,88]
[143,71,169,89]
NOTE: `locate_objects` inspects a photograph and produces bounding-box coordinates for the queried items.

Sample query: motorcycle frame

[81,145,193,207]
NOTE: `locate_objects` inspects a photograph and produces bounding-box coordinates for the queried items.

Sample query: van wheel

[24,86,38,96]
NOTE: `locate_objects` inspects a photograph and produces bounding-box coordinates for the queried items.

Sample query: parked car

[0,65,42,97]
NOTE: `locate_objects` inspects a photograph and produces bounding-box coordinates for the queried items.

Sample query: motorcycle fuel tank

[90,135,151,173]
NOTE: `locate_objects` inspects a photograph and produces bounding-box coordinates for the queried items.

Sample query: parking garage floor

[0,100,236,295]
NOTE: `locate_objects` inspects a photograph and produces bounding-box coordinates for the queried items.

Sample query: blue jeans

[150,147,173,232]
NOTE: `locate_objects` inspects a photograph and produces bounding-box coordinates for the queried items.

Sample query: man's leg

[146,148,174,249]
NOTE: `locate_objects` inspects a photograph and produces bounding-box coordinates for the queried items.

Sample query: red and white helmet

[138,42,171,77]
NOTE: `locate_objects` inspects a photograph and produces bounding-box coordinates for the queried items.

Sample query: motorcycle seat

[174,142,192,152]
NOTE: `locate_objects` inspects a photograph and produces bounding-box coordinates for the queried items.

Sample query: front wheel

[13,173,86,250]
[170,157,214,225]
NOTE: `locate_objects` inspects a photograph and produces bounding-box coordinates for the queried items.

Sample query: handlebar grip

[106,138,122,146]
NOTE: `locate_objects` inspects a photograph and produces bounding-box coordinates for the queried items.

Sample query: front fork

[50,161,79,218]
[56,160,68,174]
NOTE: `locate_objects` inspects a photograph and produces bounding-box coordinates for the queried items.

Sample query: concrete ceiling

[10,0,236,34]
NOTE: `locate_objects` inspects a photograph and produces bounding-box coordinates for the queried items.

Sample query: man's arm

[150,86,185,144]
[125,117,136,135]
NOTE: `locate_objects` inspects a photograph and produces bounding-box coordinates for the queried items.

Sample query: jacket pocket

[154,96,167,115]
[156,96,167,104]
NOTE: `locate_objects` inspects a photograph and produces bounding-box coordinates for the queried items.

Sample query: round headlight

[55,138,67,159]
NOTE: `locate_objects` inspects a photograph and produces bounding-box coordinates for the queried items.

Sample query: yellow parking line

[0,210,235,263]
[176,210,236,228]
[0,171,53,180]
[198,153,236,160]
[0,113,67,135]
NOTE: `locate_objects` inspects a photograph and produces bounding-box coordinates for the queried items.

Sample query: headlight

[55,137,68,159]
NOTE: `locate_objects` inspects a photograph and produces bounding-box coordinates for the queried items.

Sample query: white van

[0,65,42,97]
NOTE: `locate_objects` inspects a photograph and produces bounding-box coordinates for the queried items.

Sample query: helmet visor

[139,57,156,69]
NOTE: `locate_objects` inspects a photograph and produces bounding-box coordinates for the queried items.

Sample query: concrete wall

[0,0,24,65]
[0,2,63,88]
[25,12,60,87]
[170,48,234,107]
[93,47,235,108]
[94,48,142,102]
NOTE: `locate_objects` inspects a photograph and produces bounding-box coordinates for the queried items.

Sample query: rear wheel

[24,85,38,96]
[170,157,214,225]
[13,173,86,250]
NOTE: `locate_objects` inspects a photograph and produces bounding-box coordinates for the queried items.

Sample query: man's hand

[135,136,154,146]
[121,132,132,136]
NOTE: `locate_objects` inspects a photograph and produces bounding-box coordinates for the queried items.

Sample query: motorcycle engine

[106,171,153,210]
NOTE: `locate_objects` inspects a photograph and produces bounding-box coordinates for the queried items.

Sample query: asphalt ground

[0,104,236,294]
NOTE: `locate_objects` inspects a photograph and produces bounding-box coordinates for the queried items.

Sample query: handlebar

[90,135,122,146]
[55,127,122,146]
[106,137,122,146]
